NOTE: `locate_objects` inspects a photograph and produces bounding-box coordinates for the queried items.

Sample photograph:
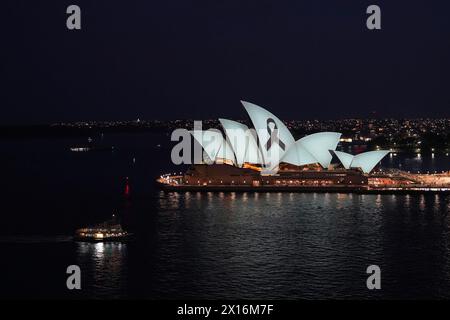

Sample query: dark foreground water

[1,132,450,299]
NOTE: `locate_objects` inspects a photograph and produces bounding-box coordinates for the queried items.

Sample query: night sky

[2,0,450,124]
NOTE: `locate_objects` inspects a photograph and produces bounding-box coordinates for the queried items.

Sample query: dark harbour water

[1,132,450,299]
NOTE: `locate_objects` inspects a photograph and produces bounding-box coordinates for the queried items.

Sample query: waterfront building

[158,101,402,191]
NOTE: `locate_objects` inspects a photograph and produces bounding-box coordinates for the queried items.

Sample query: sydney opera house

[159,101,450,192]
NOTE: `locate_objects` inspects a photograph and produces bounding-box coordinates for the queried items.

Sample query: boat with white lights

[74,215,132,242]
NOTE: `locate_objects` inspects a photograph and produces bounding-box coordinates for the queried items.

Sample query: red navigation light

[124,177,130,196]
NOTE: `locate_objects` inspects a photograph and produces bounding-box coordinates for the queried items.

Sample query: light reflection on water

[434,195,441,213]
[404,194,411,209]
[143,191,450,299]
[76,242,128,298]
[2,135,450,299]
[420,194,426,212]
[3,191,449,299]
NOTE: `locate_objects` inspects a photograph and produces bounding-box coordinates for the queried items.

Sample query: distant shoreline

[0,120,449,154]
[0,124,167,139]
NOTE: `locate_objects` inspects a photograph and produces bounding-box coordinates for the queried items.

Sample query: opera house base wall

[157,164,450,194]
[182,164,368,186]
[159,183,450,194]
[160,184,368,193]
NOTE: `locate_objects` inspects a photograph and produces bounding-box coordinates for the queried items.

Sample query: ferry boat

[74,215,132,242]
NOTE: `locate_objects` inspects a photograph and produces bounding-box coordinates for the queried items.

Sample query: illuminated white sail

[241,101,295,169]
[219,118,262,167]
[281,141,318,166]
[350,150,390,174]
[332,150,354,169]
[331,150,389,173]
[298,132,341,168]
[215,138,236,165]
[190,129,224,163]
